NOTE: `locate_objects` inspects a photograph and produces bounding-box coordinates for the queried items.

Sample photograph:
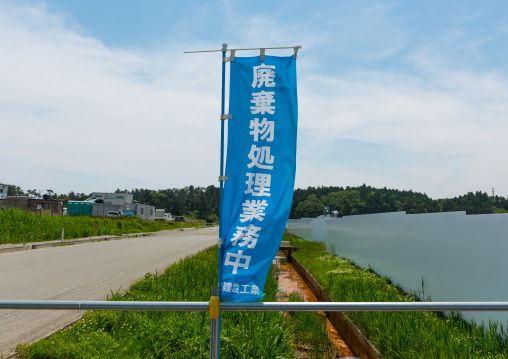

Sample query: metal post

[209,287,221,359]
[215,42,228,359]
[61,228,64,243]
[218,42,227,268]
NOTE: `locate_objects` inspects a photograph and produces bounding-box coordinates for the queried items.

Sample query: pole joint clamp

[218,175,229,182]
[223,49,236,62]
[221,114,232,120]
[210,287,221,320]
[294,45,302,59]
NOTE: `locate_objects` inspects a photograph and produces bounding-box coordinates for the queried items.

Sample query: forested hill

[290,185,508,219]
[4,183,508,220]
[131,184,508,220]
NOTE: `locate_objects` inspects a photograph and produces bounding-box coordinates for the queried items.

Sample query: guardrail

[3,299,508,359]
[3,300,508,312]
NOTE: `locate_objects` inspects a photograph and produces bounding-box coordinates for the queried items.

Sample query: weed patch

[0,208,199,245]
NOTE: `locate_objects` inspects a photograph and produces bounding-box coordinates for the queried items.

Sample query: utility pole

[492,188,495,197]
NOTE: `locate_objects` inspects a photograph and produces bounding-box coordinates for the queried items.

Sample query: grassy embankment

[287,233,508,359]
[0,208,200,245]
[16,246,333,359]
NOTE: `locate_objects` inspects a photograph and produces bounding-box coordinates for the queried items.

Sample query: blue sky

[1,0,508,198]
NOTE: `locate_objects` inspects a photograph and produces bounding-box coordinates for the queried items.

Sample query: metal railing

[3,300,508,312]
[4,298,508,359]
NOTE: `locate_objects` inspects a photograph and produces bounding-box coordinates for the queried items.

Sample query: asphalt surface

[0,226,218,357]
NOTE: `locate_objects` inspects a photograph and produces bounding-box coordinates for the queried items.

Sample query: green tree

[322,190,366,217]
[294,194,324,218]
[6,185,24,196]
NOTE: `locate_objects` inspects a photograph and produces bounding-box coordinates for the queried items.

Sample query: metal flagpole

[211,42,229,359]
[185,44,302,358]
[218,42,227,288]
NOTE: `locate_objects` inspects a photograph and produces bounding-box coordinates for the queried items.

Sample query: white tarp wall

[287,218,313,241]
[289,211,508,328]
[286,217,326,243]
[287,218,327,242]
[312,218,326,243]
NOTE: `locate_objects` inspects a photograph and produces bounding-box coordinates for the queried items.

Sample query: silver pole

[184,46,298,53]
[209,287,221,359]
[0,300,209,311]
[221,301,508,312]
[2,300,508,312]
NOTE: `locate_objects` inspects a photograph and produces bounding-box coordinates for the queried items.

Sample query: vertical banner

[220,55,298,302]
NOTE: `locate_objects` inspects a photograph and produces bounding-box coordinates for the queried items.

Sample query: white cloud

[0,2,223,193]
[295,56,508,197]
[2,1,508,200]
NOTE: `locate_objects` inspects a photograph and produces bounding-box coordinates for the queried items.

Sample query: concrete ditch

[286,253,384,359]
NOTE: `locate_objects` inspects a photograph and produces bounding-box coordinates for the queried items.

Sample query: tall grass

[285,292,336,358]
[16,246,297,359]
[0,208,198,244]
[287,233,508,359]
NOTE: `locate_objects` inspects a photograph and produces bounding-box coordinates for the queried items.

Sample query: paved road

[0,226,218,357]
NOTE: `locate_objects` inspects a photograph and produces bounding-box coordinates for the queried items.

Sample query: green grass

[286,233,508,359]
[15,245,337,359]
[0,208,200,244]
[16,246,298,359]
[284,293,335,358]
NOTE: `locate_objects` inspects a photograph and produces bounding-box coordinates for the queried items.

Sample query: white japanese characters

[223,62,278,295]
[239,199,268,222]
[250,91,275,115]
[252,64,276,88]
[247,145,274,170]
[231,224,261,248]
[245,173,271,197]
[249,118,274,142]
[224,250,251,274]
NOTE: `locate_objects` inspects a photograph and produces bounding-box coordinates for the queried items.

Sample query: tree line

[125,186,219,221]
[4,183,508,220]
[290,184,508,218]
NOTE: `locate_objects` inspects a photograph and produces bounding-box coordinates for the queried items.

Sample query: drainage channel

[274,254,357,358]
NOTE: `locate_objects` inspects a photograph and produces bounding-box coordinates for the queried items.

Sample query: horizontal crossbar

[2,300,508,312]
[184,46,297,53]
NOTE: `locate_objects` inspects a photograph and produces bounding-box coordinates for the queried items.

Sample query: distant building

[0,183,7,199]
[124,202,156,221]
[90,192,134,206]
[0,196,64,216]
[67,192,155,220]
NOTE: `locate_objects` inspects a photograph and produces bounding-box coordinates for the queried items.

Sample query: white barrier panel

[311,218,326,243]
[325,211,508,328]
[287,218,326,242]
[287,218,313,241]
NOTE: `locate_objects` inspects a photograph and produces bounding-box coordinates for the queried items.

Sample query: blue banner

[220,55,298,302]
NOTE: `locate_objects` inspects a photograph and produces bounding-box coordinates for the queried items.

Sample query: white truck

[154,209,166,221]
[154,209,174,221]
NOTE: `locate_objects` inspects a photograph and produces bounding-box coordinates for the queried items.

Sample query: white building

[124,202,156,221]
[90,192,134,206]
[0,183,8,199]
[89,192,155,220]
